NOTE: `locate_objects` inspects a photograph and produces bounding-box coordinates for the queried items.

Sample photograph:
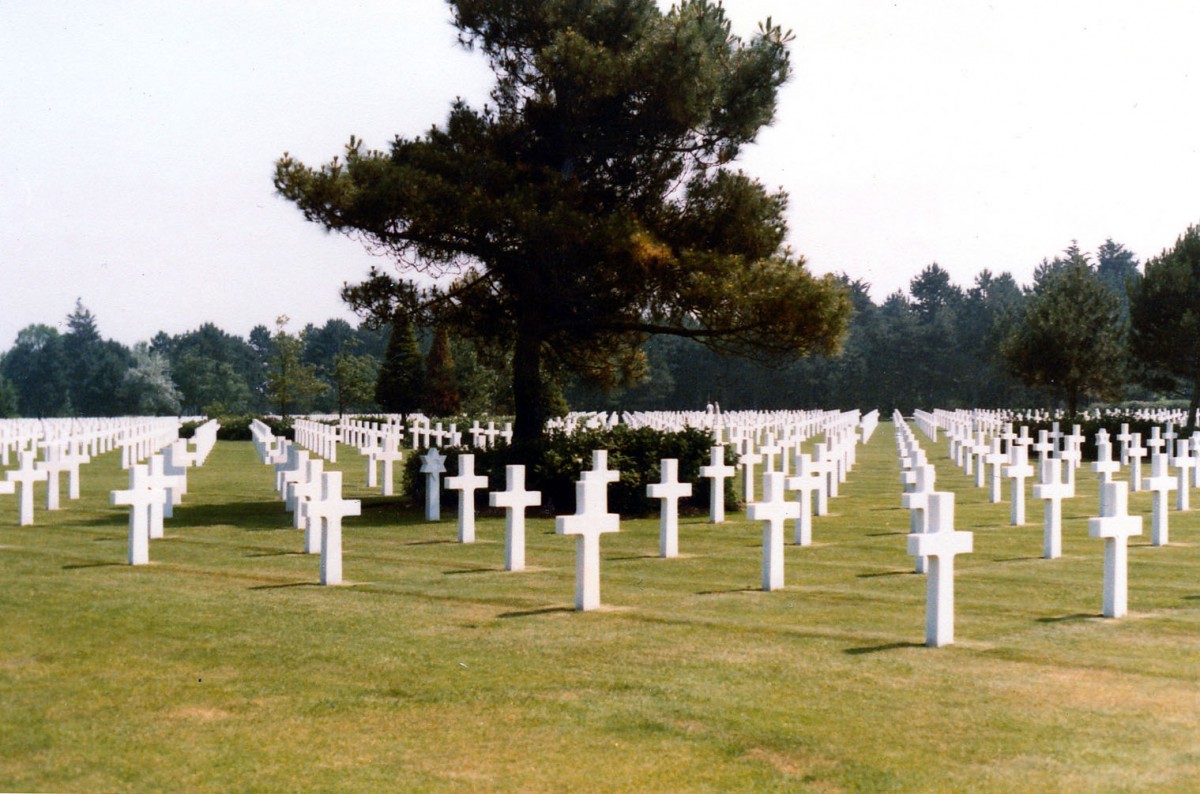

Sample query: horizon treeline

[0,232,1194,420]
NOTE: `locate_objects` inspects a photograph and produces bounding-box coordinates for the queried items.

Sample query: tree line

[570,227,1200,421]
[2,224,1198,421]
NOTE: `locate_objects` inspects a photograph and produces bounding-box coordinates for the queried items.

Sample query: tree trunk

[511,329,546,455]
[1188,378,1200,433]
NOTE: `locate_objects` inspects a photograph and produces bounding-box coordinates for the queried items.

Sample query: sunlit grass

[3,423,1200,791]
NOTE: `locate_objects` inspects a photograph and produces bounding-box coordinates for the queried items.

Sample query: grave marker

[490,465,541,571]
[907,492,973,647]
[747,471,800,591]
[1088,481,1142,618]
[646,458,691,558]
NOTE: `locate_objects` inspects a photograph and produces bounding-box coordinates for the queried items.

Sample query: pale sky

[3,1,1198,347]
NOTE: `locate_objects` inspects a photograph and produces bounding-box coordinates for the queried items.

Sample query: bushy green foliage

[179,415,294,441]
[1014,413,1186,462]
[403,426,735,516]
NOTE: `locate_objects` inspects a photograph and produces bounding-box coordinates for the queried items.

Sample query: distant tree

[0,371,18,418]
[265,316,326,417]
[62,301,132,416]
[164,323,261,414]
[1128,223,1200,426]
[121,343,182,415]
[1002,244,1126,418]
[1,324,70,417]
[375,312,425,415]
[329,349,378,417]
[422,326,462,416]
[1096,238,1140,322]
[275,0,850,448]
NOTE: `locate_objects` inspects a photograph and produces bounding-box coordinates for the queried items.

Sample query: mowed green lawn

[3,422,1200,792]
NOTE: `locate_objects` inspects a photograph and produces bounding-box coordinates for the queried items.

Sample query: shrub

[179,415,294,441]
[402,426,737,516]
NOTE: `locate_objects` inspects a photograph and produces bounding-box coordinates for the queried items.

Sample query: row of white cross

[256,412,877,611]
[902,409,1200,635]
[1,417,217,529]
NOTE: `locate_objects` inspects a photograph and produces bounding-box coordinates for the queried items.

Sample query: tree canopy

[274,0,850,446]
[1129,223,1200,424]
[1001,244,1126,418]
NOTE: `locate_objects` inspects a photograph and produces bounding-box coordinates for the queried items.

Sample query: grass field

[3,422,1200,791]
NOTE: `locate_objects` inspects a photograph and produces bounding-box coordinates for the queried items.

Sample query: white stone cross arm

[555,466,621,611]
[747,471,800,591]
[490,464,542,572]
[907,492,973,647]
[446,454,489,543]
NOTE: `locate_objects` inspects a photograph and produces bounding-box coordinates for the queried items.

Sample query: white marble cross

[144,454,183,538]
[747,471,800,591]
[1003,444,1035,526]
[1170,439,1194,512]
[34,443,69,511]
[376,435,405,497]
[111,464,159,565]
[1127,434,1147,492]
[970,432,989,488]
[738,446,762,503]
[646,458,692,558]
[291,458,325,541]
[907,492,973,647]
[1090,433,1120,513]
[699,444,735,523]
[60,440,91,501]
[1142,452,1176,546]
[1088,481,1142,618]
[785,451,824,547]
[1031,457,1071,559]
[984,439,1007,504]
[420,447,448,521]
[900,463,936,573]
[758,435,782,474]
[446,453,489,543]
[489,465,541,571]
[309,471,361,585]
[1116,423,1133,465]
[6,451,48,526]
[1031,430,1055,466]
[555,455,621,611]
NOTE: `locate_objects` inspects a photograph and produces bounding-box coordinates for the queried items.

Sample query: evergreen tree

[1128,223,1200,426]
[275,0,850,447]
[265,316,326,417]
[423,326,462,416]
[374,312,425,414]
[1002,244,1126,418]
[330,349,378,417]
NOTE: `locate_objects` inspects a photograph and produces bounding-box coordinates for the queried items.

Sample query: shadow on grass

[1036,613,1099,623]
[63,561,125,570]
[857,569,913,579]
[168,500,292,532]
[245,550,306,558]
[696,587,760,595]
[498,606,574,618]
[992,555,1044,563]
[403,539,456,546]
[865,531,906,537]
[844,642,925,655]
[443,567,498,576]
[249,581,318,590]
[608,554,659,562]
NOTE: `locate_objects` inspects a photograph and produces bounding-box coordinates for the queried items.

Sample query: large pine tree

[275,0,849,447]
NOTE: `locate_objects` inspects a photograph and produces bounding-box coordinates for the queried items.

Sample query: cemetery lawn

[4,426,1200,792]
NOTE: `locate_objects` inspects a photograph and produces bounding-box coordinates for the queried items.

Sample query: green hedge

[179,415,295,441]
[1003,415,1194,462]
[401,426,737,517]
